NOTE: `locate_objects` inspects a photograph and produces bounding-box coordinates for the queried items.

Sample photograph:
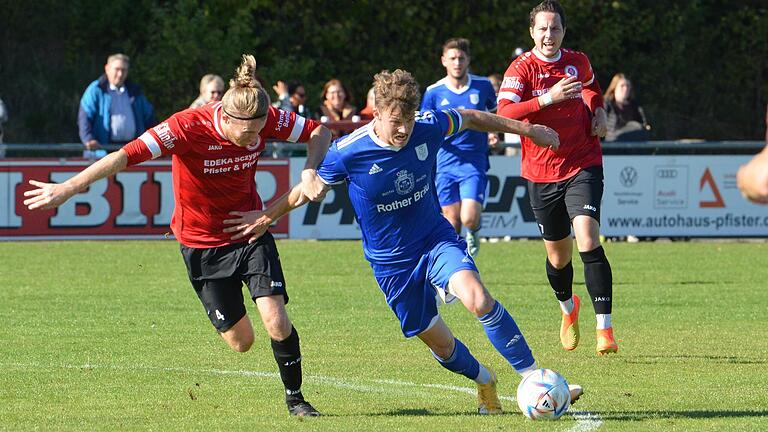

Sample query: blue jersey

[420,74,497,166]
[317,109,463,275]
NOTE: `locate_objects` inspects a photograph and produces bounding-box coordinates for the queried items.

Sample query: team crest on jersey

[469,93,479,105]
[415,143,428,161]
[395,170,415,195]
[565,65,578,78]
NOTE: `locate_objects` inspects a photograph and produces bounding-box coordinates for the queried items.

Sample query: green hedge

[1,0,766,143]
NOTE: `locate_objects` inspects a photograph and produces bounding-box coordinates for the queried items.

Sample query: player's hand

[737,151,768,204]
[273,80,288,99]
[300,169,328,202]
[85,139,101,150]
[548,76,582,104]
[488,132,500,148]
[591,107,608,137]
[23,179,75,210]
[223,210,273,243]
[529,124,559,151]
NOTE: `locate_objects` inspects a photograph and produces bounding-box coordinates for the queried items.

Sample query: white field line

[4,362,602,430]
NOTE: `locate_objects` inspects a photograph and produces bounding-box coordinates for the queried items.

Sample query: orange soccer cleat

[596,327,619,355]
[560,294,581,351]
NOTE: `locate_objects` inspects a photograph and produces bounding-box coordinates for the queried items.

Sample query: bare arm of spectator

[737,146,768,204]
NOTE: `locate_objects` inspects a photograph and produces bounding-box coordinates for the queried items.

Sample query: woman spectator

[316,79,357,138]
[189,74,225,108]
[603,73,650,142]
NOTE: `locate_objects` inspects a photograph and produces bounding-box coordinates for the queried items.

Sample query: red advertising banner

[1,158,290,240]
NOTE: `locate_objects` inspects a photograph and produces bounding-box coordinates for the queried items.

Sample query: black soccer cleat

[287,400,321,417]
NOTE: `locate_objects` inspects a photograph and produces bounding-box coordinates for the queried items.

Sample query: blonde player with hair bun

[24,54,331,417]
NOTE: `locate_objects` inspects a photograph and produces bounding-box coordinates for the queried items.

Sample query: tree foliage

[0,0,765,142]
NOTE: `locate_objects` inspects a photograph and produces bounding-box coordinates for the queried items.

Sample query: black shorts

[180,232,288,332]
[527,165,604,241]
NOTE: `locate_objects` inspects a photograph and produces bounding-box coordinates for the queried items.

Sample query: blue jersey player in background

[224,69,583,415]
[421,38,497,257]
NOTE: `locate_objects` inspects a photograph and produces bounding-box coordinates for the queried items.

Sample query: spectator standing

[498,0,619,356]
[358,87,375,120]
[272,80,311,118]
[603,73,650,142]
[78,54,157,158]
[420,38,497,257]
[189,74,225,108]
[316,79,357,139]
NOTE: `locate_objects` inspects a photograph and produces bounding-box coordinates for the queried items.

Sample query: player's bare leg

[256,295,320,416]
[220,315,255,352]
[461,198,482,257]
[441,202,462,232]
[573,215,618,355]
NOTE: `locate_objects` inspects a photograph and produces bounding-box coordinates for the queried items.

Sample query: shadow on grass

[624,354,767,365]
[373,408,506,417]
[595,410,768,421]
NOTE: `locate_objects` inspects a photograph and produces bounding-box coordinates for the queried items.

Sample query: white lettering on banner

[0,172,23,228]
[153,122,177,150]
[152,171,174,226]
[50,172,111,227]
[375,183,429,213]
[203,153,260,174]
[115,172,148,226]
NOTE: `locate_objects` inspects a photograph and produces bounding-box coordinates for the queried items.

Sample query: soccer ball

[516,368,571,420]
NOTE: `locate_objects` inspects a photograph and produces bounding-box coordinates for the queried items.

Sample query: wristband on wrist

[540,93,553,107]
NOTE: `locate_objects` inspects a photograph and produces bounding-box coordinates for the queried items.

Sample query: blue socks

[432,338,480,381]
[479,301,536,373]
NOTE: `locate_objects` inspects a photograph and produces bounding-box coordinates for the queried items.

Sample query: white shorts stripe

[498,91,521,103]
[139,132,162,159]
[287,116,306,142]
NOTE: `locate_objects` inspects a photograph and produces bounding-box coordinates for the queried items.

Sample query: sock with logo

[580,246,613,315]
[546,258,574,303]
[271,326,304,403]
[431,338,481,382]
[479,301,535,373]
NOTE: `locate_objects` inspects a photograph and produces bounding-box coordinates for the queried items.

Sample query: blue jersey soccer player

[223,69,583,414]
[421,38,498,257]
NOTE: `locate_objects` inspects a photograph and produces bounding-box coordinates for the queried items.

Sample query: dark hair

[442,37,471,56]
[530,0,566,29]
[287,81,304,96]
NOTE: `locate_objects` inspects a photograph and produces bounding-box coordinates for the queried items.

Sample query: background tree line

[1,0,766,143]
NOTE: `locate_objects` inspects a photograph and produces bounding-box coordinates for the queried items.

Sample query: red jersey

[122,102,320,248]
[498,49,604,182]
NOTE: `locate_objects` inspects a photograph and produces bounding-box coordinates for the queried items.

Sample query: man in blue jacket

[78,53,156,157]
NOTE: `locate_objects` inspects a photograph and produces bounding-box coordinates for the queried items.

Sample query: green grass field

[1,240,767,431]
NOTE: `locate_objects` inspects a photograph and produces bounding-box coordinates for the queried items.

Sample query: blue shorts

[374,237,479,338]
[435,163,488,207]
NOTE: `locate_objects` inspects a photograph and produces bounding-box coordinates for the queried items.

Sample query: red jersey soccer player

[24,55,331,416]
[498,0,619,356]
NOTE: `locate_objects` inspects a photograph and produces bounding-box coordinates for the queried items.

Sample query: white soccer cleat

[568,384,584,404]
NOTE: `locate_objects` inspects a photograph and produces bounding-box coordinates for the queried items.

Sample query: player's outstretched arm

[223,181,331,243]
[300,124,332,202]
[23,150,129,210]
[737,146,768,204]
[457,109,560,150]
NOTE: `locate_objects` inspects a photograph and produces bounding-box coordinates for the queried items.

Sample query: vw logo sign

[619,166,638,187]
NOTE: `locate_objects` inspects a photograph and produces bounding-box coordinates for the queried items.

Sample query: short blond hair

[199,74,224,94]
[373,69,420,115]
[221,54,270,119]
[107,53,130,66]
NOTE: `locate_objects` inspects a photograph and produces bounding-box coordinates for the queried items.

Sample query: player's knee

[466,289,495,317]
[548,255,571,269]
[462,215,480,231]
[264,316,292,341]
[577,237,601,253]
[431,338,456,360]
[228,334,254,353]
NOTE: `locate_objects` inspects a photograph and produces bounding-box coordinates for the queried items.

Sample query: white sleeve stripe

[139,131,162,159]
[498,91,521,103]
[287,116,306,142]
[318,175,343,185]
[584,76,594,86]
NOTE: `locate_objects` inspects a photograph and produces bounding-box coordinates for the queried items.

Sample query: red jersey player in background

[24,54,331,416]
[498,0,619,356]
